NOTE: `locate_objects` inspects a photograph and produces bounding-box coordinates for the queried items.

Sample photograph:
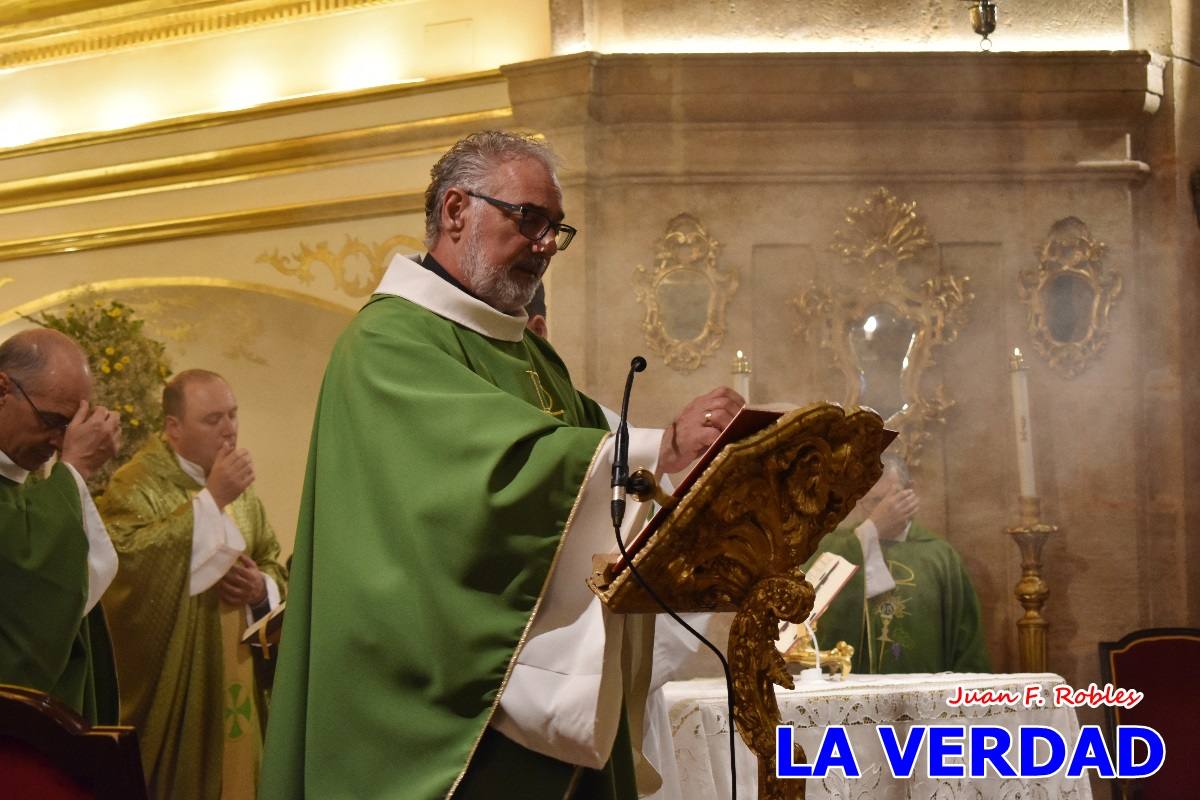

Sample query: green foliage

[34,298,173,491]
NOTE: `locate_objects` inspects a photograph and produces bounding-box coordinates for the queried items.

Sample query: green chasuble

[260,260,637,800]
[806,522,991,674]
[0,464,118,724]
[99,436,288,800]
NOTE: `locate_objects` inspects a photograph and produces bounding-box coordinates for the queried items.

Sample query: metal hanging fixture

[968,0,998,50]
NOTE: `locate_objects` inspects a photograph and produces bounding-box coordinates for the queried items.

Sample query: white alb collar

[174,449,207,486]
[373,254,528,342]
[0,447,30,484]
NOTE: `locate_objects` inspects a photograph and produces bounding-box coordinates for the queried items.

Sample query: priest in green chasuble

[0,328,122,724]
[261,131,743,800]
[100,370,287,800]
[807,457,991,674]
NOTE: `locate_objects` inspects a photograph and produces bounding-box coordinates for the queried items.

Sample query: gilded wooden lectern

[589,403,893,800]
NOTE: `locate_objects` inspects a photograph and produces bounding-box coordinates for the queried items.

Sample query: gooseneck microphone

[610,356,646,528]
[608,355,738,800]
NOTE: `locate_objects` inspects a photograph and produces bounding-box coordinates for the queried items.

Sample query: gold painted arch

[0,276,357,326]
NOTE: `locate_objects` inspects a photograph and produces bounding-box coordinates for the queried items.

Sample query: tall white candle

[732,349,751,404]
[1009,347,1037,498]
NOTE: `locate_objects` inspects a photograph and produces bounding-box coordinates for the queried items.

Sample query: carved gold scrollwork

[792,188,973,467]
[1018,217,1121,379]
[729,572,813,800]
[589,404,891,799]
[257,233,425,298]
[634,214,738,372]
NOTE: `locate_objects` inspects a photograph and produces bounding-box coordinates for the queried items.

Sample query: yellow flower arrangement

[33,298,173,493]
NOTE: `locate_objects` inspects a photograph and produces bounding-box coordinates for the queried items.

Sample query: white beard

[460,219,545,313]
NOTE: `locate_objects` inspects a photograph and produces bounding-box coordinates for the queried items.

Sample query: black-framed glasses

[467,191,577,251]
[9,377,71,434]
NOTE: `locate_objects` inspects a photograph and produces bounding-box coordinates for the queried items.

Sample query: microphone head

[631,356,647,372]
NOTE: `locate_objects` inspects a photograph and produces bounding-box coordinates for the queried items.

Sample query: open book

[774,552,858,653]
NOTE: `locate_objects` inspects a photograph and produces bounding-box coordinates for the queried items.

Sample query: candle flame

[1013,347,1022,357]
[736,349,744,358]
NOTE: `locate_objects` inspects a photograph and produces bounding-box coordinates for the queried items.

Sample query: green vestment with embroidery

[806,522,991,673]
[99,436,287,800]
[259,292,638,800]
[0,464,118,724]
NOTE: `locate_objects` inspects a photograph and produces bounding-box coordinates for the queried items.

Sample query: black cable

[609,354,737,799]
[610,521,739,800]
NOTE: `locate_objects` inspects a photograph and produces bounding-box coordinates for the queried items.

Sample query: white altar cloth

[643,672,1094,800]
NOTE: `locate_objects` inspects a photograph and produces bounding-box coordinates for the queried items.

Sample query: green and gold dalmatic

[101,436,287,800]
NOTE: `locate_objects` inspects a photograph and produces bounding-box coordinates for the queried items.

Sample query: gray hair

[423,130,560,247]
[0,334,48,386]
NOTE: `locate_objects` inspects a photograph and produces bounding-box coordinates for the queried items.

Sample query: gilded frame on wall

[1018,217,1121,379]
[634,214,738,372]
[792,188,973,466]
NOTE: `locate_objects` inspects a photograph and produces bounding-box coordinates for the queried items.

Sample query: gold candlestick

[1006,495,1057,672]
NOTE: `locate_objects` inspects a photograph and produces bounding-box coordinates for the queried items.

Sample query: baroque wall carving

[1018,217,1121,379]
[634,214,738,373]
[792,188,973,466]
[258,233,425,298]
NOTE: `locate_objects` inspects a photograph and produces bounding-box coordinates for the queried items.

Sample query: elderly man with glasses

[262,131,743,800]
[0,327,122,723]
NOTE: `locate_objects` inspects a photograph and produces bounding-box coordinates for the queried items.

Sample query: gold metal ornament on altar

[1018,217,1122,379]
[590,403,891,800]
[792,188,973,467]
[783,629,854,677]
[634,214,738,372]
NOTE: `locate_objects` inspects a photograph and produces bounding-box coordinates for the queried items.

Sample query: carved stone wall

[502,48,1195,716]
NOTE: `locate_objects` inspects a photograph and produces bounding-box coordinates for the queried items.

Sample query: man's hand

[60,400,121,479]
[207,443,254,510]
[868,486,919,540]
[218,554,268,607]
[658,387,745,474]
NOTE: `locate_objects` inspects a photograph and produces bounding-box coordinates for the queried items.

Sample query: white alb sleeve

[854,519,896,599]
[63,464,117,615]
[492,426,661,769]
[189,488,247,596]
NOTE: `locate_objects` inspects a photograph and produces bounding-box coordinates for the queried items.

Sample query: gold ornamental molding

[792,188,973,467]
[0,0,399,70]
[634,214,738,373]
[0,109,512,215]
[0,191,424,263]
[259,234,424,298]
[0,70,505,163]
[1018,217,1122,379]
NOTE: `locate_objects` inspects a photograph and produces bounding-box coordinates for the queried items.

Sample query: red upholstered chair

[0,685,147,800]
[1098,628,1200,800]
